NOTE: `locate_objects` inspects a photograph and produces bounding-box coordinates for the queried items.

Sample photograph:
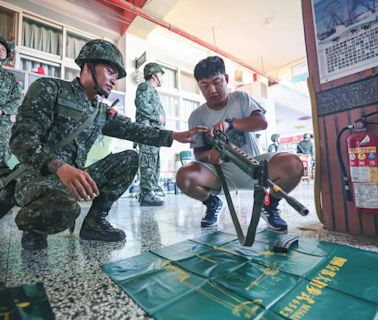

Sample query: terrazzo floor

[1,180,377,319]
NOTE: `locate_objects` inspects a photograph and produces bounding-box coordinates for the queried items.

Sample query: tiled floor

[1,180,377,319]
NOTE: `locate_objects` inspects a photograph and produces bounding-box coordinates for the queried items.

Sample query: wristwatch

[225,118,234,131]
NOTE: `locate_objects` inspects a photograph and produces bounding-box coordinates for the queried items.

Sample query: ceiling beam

[95,0,147,35]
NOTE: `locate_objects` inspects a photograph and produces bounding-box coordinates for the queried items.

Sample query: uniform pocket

[55,97,83,119]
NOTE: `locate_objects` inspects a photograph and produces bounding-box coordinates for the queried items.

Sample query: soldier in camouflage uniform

[297,133,313,157]
[297,133,314,176]
[10,39,207,250]
[267,133,280,153]
[135,62,166,206]
[0,36,23,216]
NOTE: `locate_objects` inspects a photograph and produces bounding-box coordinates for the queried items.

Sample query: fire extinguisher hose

[307,78,324,224]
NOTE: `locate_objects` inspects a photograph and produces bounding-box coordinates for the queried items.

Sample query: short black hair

[194,56,226,81]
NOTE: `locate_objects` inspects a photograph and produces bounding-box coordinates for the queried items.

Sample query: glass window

[160,93,179,130]
[180,71,199,94]
[181,98,200,129]
[66,32,90,59]
[22,17,62,56]
[64,67,80,81]
[161,66,178,89]
[0,7,16,42]
[21,56,61,78]
[182,98,199,119]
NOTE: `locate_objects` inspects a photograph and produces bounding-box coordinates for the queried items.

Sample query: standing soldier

[135,62,166,206]
[9,39,206,250]
[267,133,280,153]
[0,36,23,217]
[297,133,314,176]
[297,133,313,157]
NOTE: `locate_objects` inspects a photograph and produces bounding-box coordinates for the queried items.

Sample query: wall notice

[311,0,378,83]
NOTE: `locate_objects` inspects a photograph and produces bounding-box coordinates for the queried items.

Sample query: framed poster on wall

[311,0,378,84]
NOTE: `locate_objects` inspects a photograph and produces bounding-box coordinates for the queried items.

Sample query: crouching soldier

[9,39,207,250]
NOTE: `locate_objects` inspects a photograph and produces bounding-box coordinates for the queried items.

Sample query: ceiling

[101,0,307,78]
[162,0,306,76]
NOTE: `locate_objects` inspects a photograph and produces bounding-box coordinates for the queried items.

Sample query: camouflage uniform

[10,41,173,236]
[297,133,314,176]
[0,38,23,218]
[0,39,23,165]
[297,134,313,157]
[135,63,165,200]
[267,133,280,153]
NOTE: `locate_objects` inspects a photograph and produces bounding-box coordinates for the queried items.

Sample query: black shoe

[21,231,48,250]
[140,193,164,206]
[79,216,126,241]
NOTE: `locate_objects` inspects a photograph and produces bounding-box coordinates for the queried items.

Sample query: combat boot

[79,195,126,241]
[21,231,48,250]
[140,192,164,206]
[80,212,126,241]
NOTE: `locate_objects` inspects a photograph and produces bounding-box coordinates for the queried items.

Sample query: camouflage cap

[75,39,126,79]
[143,62,165,80]
[0,36,15,60]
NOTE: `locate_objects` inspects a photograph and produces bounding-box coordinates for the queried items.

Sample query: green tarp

[102,230,378,320]
[0,283,54,320]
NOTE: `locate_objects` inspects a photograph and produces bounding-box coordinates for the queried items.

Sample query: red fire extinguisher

[347,131,378,214]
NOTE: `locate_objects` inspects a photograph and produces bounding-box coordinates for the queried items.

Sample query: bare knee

[176,164,199,193]
[268,153,303,194]
[176,162,220,199]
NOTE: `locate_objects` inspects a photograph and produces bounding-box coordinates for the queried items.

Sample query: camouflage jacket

[297,140,313,157]
[135,81,165,129]
[10,77,173,170]
[0,65,23,117]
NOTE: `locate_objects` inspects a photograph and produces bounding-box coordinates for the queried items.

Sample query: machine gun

[212,130,309,248]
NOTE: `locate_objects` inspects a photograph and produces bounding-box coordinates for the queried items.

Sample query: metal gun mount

[212,130,309,247]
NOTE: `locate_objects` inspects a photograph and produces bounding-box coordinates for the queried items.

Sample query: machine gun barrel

[213,130,308,217]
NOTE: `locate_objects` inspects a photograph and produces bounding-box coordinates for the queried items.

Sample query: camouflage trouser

[0,119,13,164]
[139,144,160,194]
[14,150,139,234]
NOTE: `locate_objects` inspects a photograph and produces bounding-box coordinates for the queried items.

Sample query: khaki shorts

[195,153,275,194]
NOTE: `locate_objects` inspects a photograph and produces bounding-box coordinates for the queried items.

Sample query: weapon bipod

[215,161,268,247]
[213,130,308,250]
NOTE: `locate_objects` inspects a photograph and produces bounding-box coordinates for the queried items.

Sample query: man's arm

[209,110,267,137]
[103,114,207,147]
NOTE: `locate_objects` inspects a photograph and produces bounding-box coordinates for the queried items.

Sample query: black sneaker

[201,196,225,227]
[21,231,48,250]
[261,206,288,231]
